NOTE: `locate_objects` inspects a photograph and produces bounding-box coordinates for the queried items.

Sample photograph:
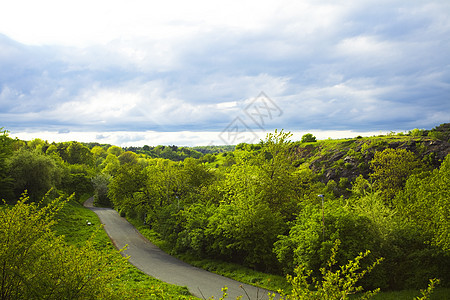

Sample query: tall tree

[370,148,422,205]
[8,150,62,201]
[0,128,14,200]
[396,154,450,251]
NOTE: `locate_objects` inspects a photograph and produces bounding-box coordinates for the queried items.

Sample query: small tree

[92,173,112,207]
[280,240,383,300]
[0,194,128,299]
[301,133,317,143]
[369,148,421,205]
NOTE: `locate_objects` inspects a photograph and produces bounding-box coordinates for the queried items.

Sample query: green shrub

[274,204,384,288]
[0,194,128,299]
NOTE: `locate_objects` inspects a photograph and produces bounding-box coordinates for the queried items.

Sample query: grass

[368,288,450,300]
[53,199,198,299]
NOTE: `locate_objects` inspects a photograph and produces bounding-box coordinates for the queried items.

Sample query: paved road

[84,198,278,299]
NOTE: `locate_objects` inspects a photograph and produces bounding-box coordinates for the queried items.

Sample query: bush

[301,133,317,143]
[279,240,383,300]
[206,197,285,271]
[0,194,128,299]
[274,204,385,288]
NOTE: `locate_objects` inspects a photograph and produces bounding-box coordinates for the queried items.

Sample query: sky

[0,0,449,146]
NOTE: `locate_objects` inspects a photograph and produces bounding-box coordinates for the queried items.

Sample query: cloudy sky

[0,0,449,146]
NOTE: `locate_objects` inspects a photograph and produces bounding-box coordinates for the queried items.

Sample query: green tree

[118,151,139,165]
[91,145,107,159]
[301,133,317,143]
[7,150,62,201]
[92,173,112,207]
[274,204,384,287]
[396,154,450,251]
[280,240,382,300]
[0,129,14,201]
[254,130,306,219]
[65,141,94,165]
[206,193,285,270]
[107,145,123,157]
[370,148,422,205]
[0,194,127,299]
[107,163,155,214]
[60,164,94,202]
[27,138,48,153]
[101,153,121,175]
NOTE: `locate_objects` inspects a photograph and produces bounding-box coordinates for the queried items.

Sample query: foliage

[0,128,14,201]
[370,148,422,205]
[0,194,128,299]
[395,154,450,251]
[3,125,449,296]
[206,196,285,270]
[60,163,94,202]
[274,204,384,288]
[279,240,383,300]
[107,145,124,156]
[92,173,112,207]
[7,149,62,201]
[415,279,440,300]
[301,133,317,143]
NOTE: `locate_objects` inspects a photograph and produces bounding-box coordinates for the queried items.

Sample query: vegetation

[1,123,449,299]
[0,194,127,299]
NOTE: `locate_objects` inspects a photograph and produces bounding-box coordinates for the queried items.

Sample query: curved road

[84,198,278,299]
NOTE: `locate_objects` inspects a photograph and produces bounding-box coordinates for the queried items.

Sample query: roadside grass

[366,288,450,300]
[53,199,198,299]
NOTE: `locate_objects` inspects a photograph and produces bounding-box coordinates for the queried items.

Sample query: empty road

[84,197,278,299]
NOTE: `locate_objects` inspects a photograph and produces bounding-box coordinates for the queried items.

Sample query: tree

[7,149,62,201]
[205,193,285,270]
[396,154,450,251]
[27,138,48,153]
[0,194,127,299]
[101,153,121,175]
[118,151,139,165]
[108,164,148,211]
[0,128,14,201]
[370,148,422,205]
[91,145,107,159]
[107,145,123,157]
[65,141,94,165]
[92,173,112,207]
[274,204,384,288]
[280,240,383,300]
[301,133,317,143]
[255,130,305,219]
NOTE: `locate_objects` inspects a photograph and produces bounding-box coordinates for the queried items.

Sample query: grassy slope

[53,199,197,300]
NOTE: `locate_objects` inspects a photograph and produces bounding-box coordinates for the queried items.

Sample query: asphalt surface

[84,197,278,299]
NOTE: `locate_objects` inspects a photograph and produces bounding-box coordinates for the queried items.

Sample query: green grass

[368,288,450,300]
[53,199,198,299]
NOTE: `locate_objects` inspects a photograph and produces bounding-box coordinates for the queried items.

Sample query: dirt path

[84,197,278,299]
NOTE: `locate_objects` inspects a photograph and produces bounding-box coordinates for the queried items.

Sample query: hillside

[292,132,449,195]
